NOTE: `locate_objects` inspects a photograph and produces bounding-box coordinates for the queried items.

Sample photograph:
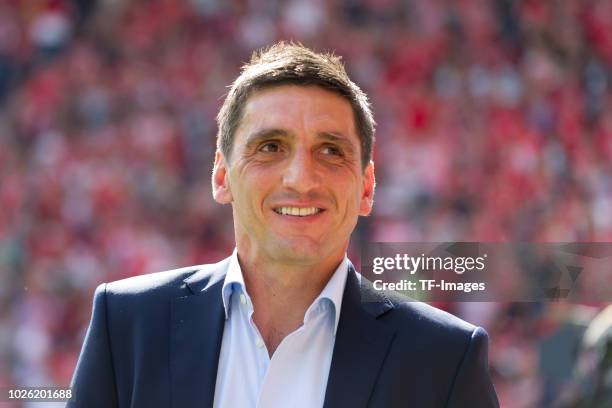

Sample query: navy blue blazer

[67,257,499,407]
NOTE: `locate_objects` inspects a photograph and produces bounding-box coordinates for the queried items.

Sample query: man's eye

[259,142,281,153]
[321,146,343,156]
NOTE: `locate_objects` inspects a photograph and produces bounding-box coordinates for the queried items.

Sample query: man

[68,42,499,407]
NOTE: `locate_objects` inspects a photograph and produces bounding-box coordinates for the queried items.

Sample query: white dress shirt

[212,250,349,408]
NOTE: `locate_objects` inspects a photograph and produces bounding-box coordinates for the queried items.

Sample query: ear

[212,150,233,204]
[359,160,375,216]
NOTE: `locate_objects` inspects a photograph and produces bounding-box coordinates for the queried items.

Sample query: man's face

[212,85,375,266]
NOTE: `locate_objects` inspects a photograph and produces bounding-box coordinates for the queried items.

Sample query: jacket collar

[170,258,229,408]
[170,256,397,408]
[183,257,229,293]
[323,262,397,408]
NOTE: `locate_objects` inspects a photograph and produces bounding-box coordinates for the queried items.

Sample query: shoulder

[379,290,488,360]
[102,258,229,298]
[356,270,479,341]
[388,295,476,335]
[379,296,497,406]
[86,259,229,332]
[104,264,206,296]
[88,258,229,315]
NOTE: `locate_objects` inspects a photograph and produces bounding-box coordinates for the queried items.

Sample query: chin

[270,238,327,264]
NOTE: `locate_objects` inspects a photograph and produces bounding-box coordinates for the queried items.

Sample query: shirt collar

[310,255,348,335]
[221,249,248,319]
[220,249,349,335]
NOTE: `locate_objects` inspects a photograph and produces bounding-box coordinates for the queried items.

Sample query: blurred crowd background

[1,0,611,407]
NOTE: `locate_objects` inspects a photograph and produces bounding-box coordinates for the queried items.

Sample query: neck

[235,248,345,355]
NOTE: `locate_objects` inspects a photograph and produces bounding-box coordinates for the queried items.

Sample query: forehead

[237,85,358,139]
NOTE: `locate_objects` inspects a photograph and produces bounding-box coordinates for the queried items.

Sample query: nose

[281,147,321,193]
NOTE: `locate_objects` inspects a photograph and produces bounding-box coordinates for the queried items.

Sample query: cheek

[335,179,362,212]
[233,177,267,214]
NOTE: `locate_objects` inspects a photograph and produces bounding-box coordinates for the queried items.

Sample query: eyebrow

[244,128,358,154]
[244,128,288,150]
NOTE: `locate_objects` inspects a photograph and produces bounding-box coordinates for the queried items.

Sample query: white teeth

[274,207,321,216]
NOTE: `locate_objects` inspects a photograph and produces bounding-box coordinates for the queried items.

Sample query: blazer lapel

[324,266,396,408]
[170,260,228,408]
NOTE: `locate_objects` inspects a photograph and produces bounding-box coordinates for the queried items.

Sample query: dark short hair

[216,42,375,169]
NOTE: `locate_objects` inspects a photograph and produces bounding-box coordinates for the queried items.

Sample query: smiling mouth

[273,207,324,217]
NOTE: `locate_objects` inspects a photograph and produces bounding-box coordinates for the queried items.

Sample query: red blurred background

[1,1,611,407]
